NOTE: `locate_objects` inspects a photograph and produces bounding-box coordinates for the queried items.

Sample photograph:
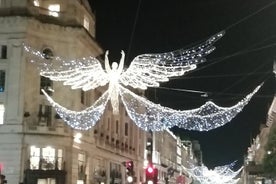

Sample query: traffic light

[126,161,134,175]
[0,174,7,184]
[145,165,158,184]
[146,137,153,164]
[122,161,134,183]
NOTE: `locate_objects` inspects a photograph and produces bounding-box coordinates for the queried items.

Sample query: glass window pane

[48,4,60,17]
[0,45,7,59]
[42,147,55,170]
[37,179,47,184]
[0,70,5,92]
[49,178,56,184]
[0,104,4,125]
[30,146,40,169]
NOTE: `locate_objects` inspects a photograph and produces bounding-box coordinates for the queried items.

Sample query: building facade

[0,0,147,184]
[241,96,276,184]
[151,130,197,184]
[0,1,201,184]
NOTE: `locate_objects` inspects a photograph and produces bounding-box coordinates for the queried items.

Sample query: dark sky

[89,0,276,168]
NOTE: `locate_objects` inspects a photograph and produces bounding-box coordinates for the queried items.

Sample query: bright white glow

[127,176,134,183]
[143,160,149,168]
[33,0,39,7]
[48,4,60,17]
[23,31,260,131]
[30,145,40,169]
[77,180,84,184]
[183,162,242,184]
[74,133,82,143]
[0,104,4,125]
[147,181,153,184]
[83,15,89,30]
[267,150,272,155]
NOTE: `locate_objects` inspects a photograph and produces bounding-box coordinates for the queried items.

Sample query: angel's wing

[24,45,109,91]
[41,89,110,130]
[119,84,261,131]
[120,31,225,90]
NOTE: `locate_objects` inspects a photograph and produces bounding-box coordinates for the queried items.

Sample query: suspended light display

[119,84,261,131]
[183,162,242,184]
[23,31,260,131]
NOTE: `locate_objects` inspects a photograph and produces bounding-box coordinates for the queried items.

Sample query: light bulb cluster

[41,83,261,131]
[183,161,242,184]
[42,89,110,130]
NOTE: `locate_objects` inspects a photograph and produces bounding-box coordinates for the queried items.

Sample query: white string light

[41,83,261,131]
[119,84,262,131]
[183,162,242,184]
[41,89,110,130]
[23,31,261,131]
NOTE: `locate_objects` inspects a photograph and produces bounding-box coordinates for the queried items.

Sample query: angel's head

[112,62,118,69]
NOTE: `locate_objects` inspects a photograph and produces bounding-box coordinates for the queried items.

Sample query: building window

[40,76,53,95]
[0,104,4,125]
[42,48,54,60]
[30,146,63,170]
[30,146,40,169]
[83,15,89,30]
[0,45,7,59]
[107,118,110,131]
[57,149,63,170]
[115,120,119,134]
[78,153,86,181]
[0,70,5,92]
[48,4,60,17]
[81,90,84,104]
[125,122,128,136]
[37,178,56,184]
[42,146,55,169]
[80,90,91,106]
[38,104,52,126]
[110,162,122,180]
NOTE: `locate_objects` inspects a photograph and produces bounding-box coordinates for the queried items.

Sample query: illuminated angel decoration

[24,31,262,131]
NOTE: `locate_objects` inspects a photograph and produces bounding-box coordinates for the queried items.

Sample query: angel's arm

[118,50,125,73]
[104,50,111,73]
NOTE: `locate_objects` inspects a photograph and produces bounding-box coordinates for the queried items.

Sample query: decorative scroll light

[25,31,261,131]
[182,162,242,184]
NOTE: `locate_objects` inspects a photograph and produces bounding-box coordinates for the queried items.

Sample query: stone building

[0,0,146,183]
[241,96,276,184]
[0,1,201,184]
[150,130,197,184]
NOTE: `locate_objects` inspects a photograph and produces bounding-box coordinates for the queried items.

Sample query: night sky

[89,0,276,168]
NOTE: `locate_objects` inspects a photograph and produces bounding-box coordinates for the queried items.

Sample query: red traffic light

[127,161,133,167]
[122,161,133,168]
[147,166,154,173]
[146,166,158,183]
